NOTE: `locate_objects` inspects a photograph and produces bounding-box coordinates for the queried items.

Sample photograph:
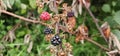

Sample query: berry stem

[1,10,50,27]
[1,9,110,52]
[55,22,59,34]
[84,5,107,42]
[84,37,110,51]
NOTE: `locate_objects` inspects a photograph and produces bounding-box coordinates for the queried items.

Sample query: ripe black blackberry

[44,27,53,35]
[51,35,62,46]
[67,12,74,17]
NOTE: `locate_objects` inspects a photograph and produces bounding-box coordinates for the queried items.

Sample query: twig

[84,6,107,42]
[1,10,39,23]
[1,10,110,52]
[1,10,49,26]
[85,37,110,51]
[58,25,110,51]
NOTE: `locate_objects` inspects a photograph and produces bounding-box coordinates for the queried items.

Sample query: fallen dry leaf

[24,34,31,44]
[27,41,33,53]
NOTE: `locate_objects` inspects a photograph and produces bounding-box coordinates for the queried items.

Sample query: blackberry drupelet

[44,27,53,35]
[51,35,62,46]
[67,12,74,17]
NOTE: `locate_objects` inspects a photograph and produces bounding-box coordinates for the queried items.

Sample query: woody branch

[0,9,110,52]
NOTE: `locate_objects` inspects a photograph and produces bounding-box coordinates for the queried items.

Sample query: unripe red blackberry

[67,12,74,17]
[40,12,50,21]
[51,35,61,46]
[44,27,53,35]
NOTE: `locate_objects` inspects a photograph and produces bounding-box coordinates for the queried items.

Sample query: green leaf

[37,7,43,14]
[9,0,15,6]
[17,31,25,37]
[113,11,120,25]
[104,16,119,28]
[112,1,116,7]
[3,0,12,9]
[15,0,21,8]
[91,6,97,12]
[102,4,111,13]
[112,30,120,40]
[29,0,36,9]
[7,26,12,30]
[0,20,5,24]
[21,9,27,14]
[17,47,26,56]
[21,3,27,9]
[15,20,21,23]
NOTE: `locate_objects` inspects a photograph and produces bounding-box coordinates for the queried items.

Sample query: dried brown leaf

[2,23,20,42]
[49,0,58,14]
[75,36,80,43]
[27,41,33,53]
[0,54,3,56]
[6,0,12,9]
[106,49,119,56]
[58,51,67,56]
[75,33,85,44]
[78,2,82,15]
[67,52,73,56]
[62,3,68,10]
[71,0,91,16]
[110,33,120,50]
[72,0,79,17]
[75,24,88,44]
[78,25,88,36]
[72,3,78,17]
[101,22,111,40]
[83,0,91,8]
[46,45,58,56]
[64,43,73,52]
[67,17,76,32]
[2,34,9,42]
[56,0,63,4]
[45,34,54,42]
[0,0,7,15]
[8,31,16,42]
[72,0,77,6]
[24,34,31,44]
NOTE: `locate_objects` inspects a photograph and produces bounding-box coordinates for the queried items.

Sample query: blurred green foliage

[0,0,120,56]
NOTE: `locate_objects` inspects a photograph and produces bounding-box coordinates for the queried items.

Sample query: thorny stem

[1,10,39,23]
[59,25,110,51]
[85,7,107,42]
[1,10,110,52]
[85,37,110,52]
[1,10,49,26]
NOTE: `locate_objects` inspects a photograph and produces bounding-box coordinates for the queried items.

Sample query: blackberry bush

[1,0,120,56]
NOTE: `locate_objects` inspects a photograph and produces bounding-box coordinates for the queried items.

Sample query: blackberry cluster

[67,12,74,17]
[44,27,53,35]
[51,35,62,46]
